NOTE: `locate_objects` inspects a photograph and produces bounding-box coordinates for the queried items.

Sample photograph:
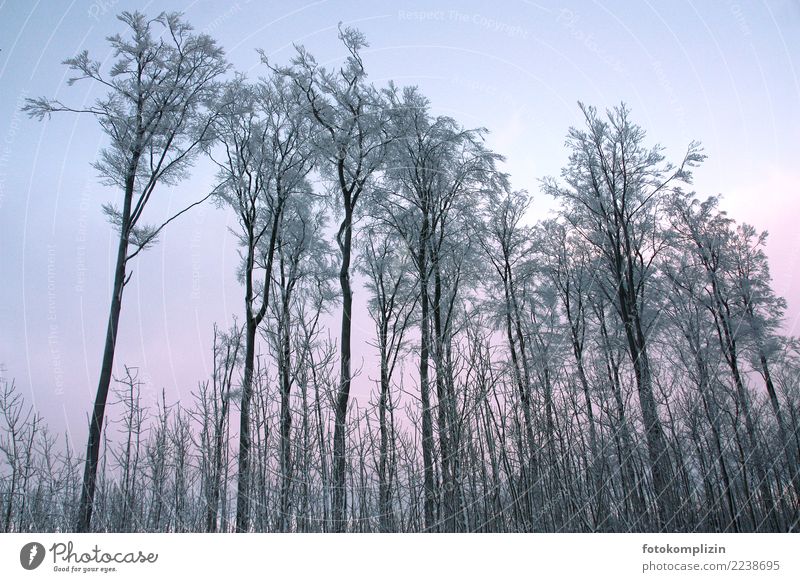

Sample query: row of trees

[5,11,799,532]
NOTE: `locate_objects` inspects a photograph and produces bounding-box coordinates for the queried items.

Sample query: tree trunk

[432,262,456,532]
[76,173,134,533]
[417,213,436,531]
[279,297,293,532]
[711,281,779,531]
[378,318,393,532]
[235,318,257,532]
[332,205,353,532]
[628,320,676,530]
[617,271,677,530]
[235,206,280,532]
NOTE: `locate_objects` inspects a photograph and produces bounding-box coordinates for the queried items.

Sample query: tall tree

[477,191,543,529]
[661,225,741,531]
[537,218,608,529]
[208,74,313,531]
[275,26,394,530]
[380,86,505,529]
[23,11,228,532]
[542,103,705,530]
[729,223,797,484]
[670,196,787,528]
[359,225,417,531]
[266,194,330,531]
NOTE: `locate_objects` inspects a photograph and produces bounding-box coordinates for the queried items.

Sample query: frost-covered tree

[377,86,506,530]
[669,195,792,528]
[476,191,540,518]
[542,103,705,530]
[208,73,314,532]
[12,19,800,535]
[264,194,332,531]
[359,224,417,531]
[23,11,228,532]
[273,26,395,530]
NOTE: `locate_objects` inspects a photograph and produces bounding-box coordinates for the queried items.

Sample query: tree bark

[417,212,437,531]
[76,165,136,533]
[332,204,354,532]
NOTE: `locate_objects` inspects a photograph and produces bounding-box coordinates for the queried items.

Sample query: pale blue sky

[1,0,799,441]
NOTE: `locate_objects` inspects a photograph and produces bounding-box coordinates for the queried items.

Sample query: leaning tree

[23,11,228,532]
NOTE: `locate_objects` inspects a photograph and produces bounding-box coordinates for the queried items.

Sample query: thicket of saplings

[3,12,799,533]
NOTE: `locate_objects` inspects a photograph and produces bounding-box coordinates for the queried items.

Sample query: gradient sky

[1,0,799,444]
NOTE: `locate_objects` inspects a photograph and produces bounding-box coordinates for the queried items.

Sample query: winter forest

[3,10,800,534]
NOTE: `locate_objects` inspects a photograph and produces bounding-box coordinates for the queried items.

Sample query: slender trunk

[504,262,538,529]
[619,282,676,530]
[432,261,456,532]
[744,300,800,492]
[699,380,738,532]
[565,309,604,528]
[758,351,800,505]
[4,453,17,532]
[299,374,310,532]
[597,306,644,528]
[76,176,133,533]
[711,282,779,530]
[378,318,393,532]
[235,318,257,532]
[235,205,280,532]
[728,351,779,530]
[332,205,353,532]
[279,297,293,532]
[207,337,234,532]
[418,213,436,531]
[312,357,330,532]
[629,329,674,529]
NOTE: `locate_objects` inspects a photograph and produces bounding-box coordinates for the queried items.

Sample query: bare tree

[23,11,228,532]
[379,86,505,529]
[542,103,705,530]
[275,26,394,530]
[208,74,313,531]
[108,366,147,532]
[0,379,41,532]
[189,323,242,532]
[359,224,417,531]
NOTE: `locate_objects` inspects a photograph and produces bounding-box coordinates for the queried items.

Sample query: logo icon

[20,542,46,570]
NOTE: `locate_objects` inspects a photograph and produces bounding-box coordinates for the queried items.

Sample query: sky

[1,0,799,443]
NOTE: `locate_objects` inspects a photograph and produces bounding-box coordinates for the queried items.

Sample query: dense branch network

[6,13,800,533]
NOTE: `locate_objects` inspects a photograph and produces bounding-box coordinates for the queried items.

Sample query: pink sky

[1,0,798,442]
